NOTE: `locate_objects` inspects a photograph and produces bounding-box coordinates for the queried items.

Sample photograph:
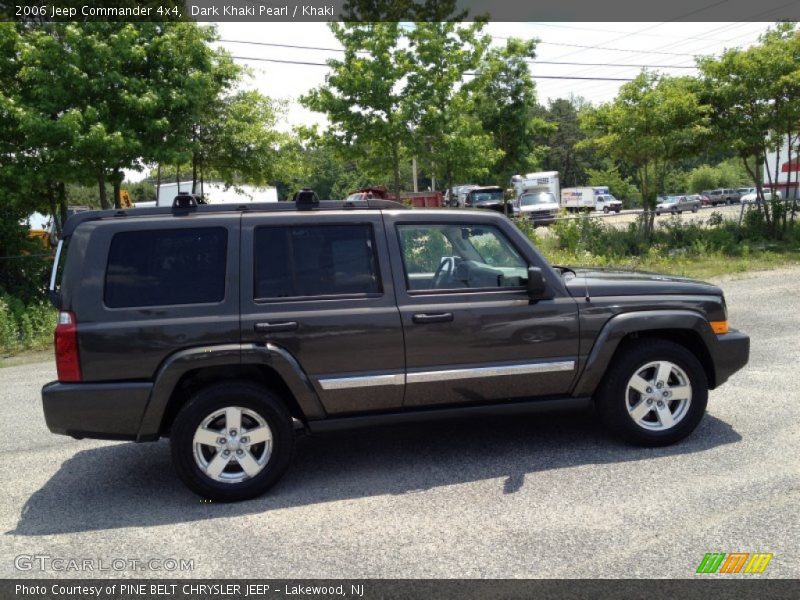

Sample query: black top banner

[3,0,800,22]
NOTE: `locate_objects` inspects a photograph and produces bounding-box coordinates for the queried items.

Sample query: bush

[0,294,55,355]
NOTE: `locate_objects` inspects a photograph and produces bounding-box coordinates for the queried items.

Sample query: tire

[692,205,699,213]
[594,339,708,447]
[170,382,295,502]
[655,211,660,216]
[603,206,610,214]
[725,198,732,205]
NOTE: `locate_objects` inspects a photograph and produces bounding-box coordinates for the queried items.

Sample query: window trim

[252,222,384,302]
[395,222,530,295]
[103,226,229,310]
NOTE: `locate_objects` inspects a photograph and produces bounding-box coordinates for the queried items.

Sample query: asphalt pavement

[1,267,798,579]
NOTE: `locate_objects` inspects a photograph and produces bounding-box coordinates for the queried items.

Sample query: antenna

[584,272,591,303]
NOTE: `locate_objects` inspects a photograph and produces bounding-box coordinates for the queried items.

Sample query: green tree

[302,22,410,199]
[535,96,600,187]
[581,73,710,237]
[196,91,286,190]
[470,38,549,185]
[404,21,500,192]
[585,163,642,207]
[698,22,800,236]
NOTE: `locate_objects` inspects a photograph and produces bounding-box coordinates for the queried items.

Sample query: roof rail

[60,198,410,238]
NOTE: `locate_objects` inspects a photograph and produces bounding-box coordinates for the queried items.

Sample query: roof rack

[61,198,409,237]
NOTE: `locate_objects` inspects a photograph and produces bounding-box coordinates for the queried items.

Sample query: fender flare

[571,310,716,397]
[136,343,325,441]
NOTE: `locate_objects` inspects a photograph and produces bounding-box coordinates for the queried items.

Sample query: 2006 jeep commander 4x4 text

[42,193,749,501]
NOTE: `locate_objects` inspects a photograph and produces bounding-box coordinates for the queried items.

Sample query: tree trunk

[57,182,67,229]
[156,164,162,205]
[98,170,109,210]
[392,142,401,202]
[112,167,122,209]
[192,152,198,194]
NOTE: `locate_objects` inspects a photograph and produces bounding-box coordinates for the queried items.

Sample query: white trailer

[156,181,278,207]
[510,171,559,200]
[561,186,622,213]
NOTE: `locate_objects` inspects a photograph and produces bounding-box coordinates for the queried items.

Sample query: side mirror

[526,266,550,300]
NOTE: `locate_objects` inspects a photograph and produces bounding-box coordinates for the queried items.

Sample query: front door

[384,213,580,408]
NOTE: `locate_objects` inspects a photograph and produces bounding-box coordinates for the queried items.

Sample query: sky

[127,21,774,182]
[214,21,775,130]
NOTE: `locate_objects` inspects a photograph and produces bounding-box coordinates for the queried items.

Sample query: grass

[517,210,800,280]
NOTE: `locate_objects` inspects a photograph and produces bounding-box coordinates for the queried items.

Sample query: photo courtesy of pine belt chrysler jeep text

[41,193,750,501]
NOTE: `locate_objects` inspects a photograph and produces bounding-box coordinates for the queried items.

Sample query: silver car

[655,195,701,216]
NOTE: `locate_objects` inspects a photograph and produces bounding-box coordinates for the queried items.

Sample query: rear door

[240,212,405,415]
[384,211,580,408]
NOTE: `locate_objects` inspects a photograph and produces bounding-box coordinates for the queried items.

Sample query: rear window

[105,227,227,308]
[254,224,381,300]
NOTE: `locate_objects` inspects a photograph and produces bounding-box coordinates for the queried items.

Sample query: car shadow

[10,411,741,536]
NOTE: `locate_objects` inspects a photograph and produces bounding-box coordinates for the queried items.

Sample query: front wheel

[170,382,295,501]
[595,339,708,446]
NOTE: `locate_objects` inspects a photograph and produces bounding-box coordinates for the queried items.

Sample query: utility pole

[412,156,418,193]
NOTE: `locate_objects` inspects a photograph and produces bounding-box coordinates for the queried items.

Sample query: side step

[306,396,591,434]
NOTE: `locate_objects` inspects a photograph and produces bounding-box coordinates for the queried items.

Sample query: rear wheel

[603,206,610,214]
[595,339,708,446]
[692,205,699,213]
[170,382,295,501]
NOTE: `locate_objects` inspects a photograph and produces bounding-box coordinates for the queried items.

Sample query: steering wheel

[432,257,455,289]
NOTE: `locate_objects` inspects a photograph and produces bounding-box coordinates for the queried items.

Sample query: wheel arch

[136,344,325,441]
[572,310,718,397]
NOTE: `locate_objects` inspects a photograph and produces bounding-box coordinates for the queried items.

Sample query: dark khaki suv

[42,196,749,501]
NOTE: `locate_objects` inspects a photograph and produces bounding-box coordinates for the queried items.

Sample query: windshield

[520,192,556,206]
[662,196,679,204]
[471,190,504,202]
[345,193,367,202]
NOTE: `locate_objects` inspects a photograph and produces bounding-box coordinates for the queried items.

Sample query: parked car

[655,195,701,215]
[464,186,511,215]
[737,187,756,197]
[706,189,741,206]
[42,195,749,501]
[741,189,782,203]
[515,191,560,225]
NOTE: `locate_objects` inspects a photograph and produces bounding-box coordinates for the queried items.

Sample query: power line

[221,39,697,70]
[230,55,638,80]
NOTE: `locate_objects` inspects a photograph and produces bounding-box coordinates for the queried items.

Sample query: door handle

[254,321,298,333]
[412,312,454,324]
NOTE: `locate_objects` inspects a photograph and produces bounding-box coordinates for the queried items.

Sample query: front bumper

[710,329,750,388]
[41,381,153,440]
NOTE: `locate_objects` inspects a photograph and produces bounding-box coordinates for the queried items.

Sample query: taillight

[54,311,81,382]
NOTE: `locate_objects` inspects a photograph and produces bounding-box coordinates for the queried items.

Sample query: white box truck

[561,186,622,213]
[510,171,560,200]
[156,181,278,207]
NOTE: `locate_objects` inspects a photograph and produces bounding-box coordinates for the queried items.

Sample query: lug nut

[229,429,237,436]
[662,391,669,397]
[236,449,244,456]
[657,400,664,407]
[646,398,653,405]
[222,450,230,456]
[646,387,653,394]
[656,382,663,389]
[240,437,248,444]
[218,437,227,445]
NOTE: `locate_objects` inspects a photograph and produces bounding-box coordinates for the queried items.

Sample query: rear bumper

[710,329,750,388]
[41,381,153,440]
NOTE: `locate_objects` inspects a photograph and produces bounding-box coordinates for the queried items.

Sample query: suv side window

[254,224,381,300]
[398,223,528,291]
[105,227,228,308]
